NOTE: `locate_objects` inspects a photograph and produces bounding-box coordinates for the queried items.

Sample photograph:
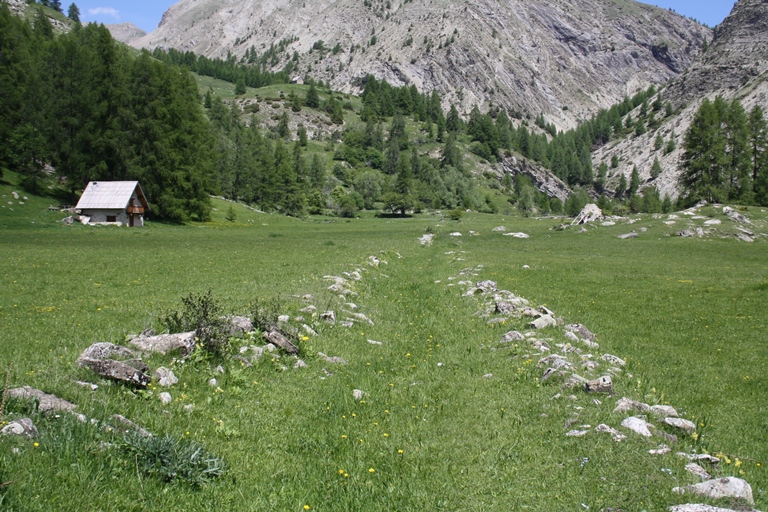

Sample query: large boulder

[571,204,602,225]
[78,342,151,387]
[672,478,755,506]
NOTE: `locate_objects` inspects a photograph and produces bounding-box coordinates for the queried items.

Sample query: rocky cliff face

[593,0,768,200]
[106,23,147,46]
[131,0,709,131]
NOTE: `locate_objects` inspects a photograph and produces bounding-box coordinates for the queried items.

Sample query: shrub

[447,208,464,221]
[161,290,230,356]
[249,297,283,332]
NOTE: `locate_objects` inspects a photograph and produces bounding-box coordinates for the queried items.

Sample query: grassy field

[0,174,766,511]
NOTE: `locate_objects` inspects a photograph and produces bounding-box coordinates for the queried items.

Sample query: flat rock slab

[669,505,762,512]
[79,358,151,388]
[664,417,696,433]
[585,376,612,393]
[78,342,136,362]
[673,478,754,505]
[130,331,196,356]
[1,418,39,438]
[264,329,298,354]
[530,315,557,329]
[621,416,654,437]
[8,386,77,413]
[565,323,596,342]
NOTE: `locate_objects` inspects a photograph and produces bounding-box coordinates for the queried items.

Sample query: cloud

[87,7,120,19]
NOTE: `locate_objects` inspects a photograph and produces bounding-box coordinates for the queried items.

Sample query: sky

[74,0,736,34]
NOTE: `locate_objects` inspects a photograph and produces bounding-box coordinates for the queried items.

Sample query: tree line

[0,5,217,221]
[680,96,767,206]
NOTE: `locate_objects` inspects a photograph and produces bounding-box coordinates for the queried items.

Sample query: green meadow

[0,174,766,511]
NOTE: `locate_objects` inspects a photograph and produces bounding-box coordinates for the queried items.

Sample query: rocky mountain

[105,22,147,45]
[130,0,709,131]
[592,0,768,200]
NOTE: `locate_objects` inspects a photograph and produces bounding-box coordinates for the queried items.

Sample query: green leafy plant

[120,433,225,487]
[249,296,284,332]
[161,290,230,356]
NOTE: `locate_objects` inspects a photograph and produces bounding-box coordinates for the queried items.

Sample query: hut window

[106,215,117,222]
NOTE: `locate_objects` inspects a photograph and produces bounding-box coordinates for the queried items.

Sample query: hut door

[129,214,134,227]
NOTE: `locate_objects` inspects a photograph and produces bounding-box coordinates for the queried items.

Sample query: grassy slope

[0,174,766,510]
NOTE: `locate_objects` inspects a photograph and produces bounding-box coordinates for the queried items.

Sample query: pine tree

[629,166,640,196]
[650,157,662,179]
[616,173,627,199]
[749,105,767,205]
[305,82,320,108]
[67,3,80,23]
[680,98,728,204]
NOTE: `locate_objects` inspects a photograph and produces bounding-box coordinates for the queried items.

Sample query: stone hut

[75,181,149,227]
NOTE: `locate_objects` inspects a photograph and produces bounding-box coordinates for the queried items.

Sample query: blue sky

[74,0,736,34]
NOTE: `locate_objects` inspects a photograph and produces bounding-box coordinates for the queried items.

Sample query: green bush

[161,290,230,356]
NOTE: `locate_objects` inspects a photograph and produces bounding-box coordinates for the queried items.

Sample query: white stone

[158,392,172,404]
[154,367,178,387]
[614,397,651,414]
[530,315,557,329]
[672,478,754,505]
[685,463,711,480]
[449,232,462,237]
[649,444,672,455]
[621,416,653,437]
[664,417,696,433]
[676,453,721,465]
[650,405,678,418]
[601,354,626,366]
[503,232,530,238]
[565,429,589,437]
[352,389,366,401]
[703,219,721,226]
[669,505,746,512]
[293,360,308,369]
[208,378,218,387]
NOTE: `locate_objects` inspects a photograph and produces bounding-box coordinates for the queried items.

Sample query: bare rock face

[672,478,755,506]
[132,0,707,131]
[572,204,603,225]
[105,22,147,45]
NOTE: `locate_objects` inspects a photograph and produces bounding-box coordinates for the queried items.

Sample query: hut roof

[75,181,148,210]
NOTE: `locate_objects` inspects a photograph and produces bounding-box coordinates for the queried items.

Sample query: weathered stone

[538,354,569,368]
[500,330,525,343]
[530,315,557,329]
[475,280,498,293]
[677,229,696,237]
[78,342,136,362]
[668,505,752,512]
[617,231,639,239]
[649,444,672,455]
[672,478,754,505]
[492,226,507,232]
[1,418,39,438]
[664,417,696,433]
[302,324,318,336]
[563,373,589,388]
[320,310,336,324]
[601,354,626,366]
[208,378,218,387]
[621,416,654,437]
[571,204,602,225]
[650,405,679,418]
[585,376,612,393]
[111,414,152,437]
[318,352,348,365]
[226,315,253,336]
[541,367,566,382]
[264,328,298,354]
[564,331,579,343]
[565,323,596,342]
[346,312,374,326]
[158,392,172,404]
[8,386,77,413]
[565,429,589,437]
[685,463,712,480]
[614,397,651,414]
[78,358,151,387]
[503,232,530,238]
[595,423,627,442]
[154,367,178,387]
[352,389,366,401]
[676,453,721,465]
[293,359,308,369]
[129,331,196,356]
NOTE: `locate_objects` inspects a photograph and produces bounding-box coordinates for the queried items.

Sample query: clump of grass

[249,296,284,332]
[120,433,225,487]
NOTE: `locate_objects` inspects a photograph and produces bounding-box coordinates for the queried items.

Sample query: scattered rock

[614,397,651,414]
[492,226,507,232]
[530,315,557,329]
[572,204,602,225]
[317,352,348,365]
[419,233,434,246]
[650,405,679,418]
[226,316,254,336]
[449,232,462,237]
[677,453,721,465]
[723,206,752,225]
[677,230,696,238]
[293,360,308,369]
[703,219,721,226]
[501,330,525,343]
[668,504,753,512]
[158,392,172,404]
[585,376,612,393]
[565,324,596,342]
[563,373,589,388]
[208,378,218,387]
[367,339,383,345]
[617,231,639,239]
[8,387,77,413]
[685,463,712,480]
[302,324,318,337]
[621,416,654,437]
[475,280,498,293]
[503,232,530,238]
[78,342,136,362]
[154,367,178,387]
[565,429,589,437]
[77,346,151,388]
[264,328,299,354]
[672,478,754,506]
[1,418,39,438]
[129,331,196,356]
[74,380,98,391]
[595,423,627,442]
[111,414,152,437]
[320,310,336,324]
[664,417,696,433]
[352,389,366,401]
[601,354,626,366]
[649,444,672,455]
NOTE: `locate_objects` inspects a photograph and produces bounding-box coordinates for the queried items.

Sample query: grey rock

[565,323,596,342]
[293,359,308,369]
[208,378,218,387]
[318,352,348,365]
[320,310,336,324]
[664,417,696,433]
[614,397,651,414]
[352,389,366,400]
[668,505,756,512]
[672,478,754,506]
[78,342,135,362]
[649,444,672,455]
[475,280,498,293]
[8,386,77,413]
[226,315,254,336]
[78,358,151,387]
[563,373,589,388]
[601,354,626,366]
[302,324,318,336]
[215,365,225,374]
[677,229,696,237]
[571,204,602,225]
[530,315,557,329]
[129,331,196,356]
[685,463,712,480]
[595,423,627,442]
[617,231,639,239]
[111,414,152,437]
[650,405,679,418]
[676,453,721,465]
[621,416,654,437]
[565,429,589,437]
[158,392,172,404]
[1,418,39,438]
[585,375,612,393]
[154,367,178,387]
[264,328,298,354]
[299,305,317,314]
[500,330,525,343]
